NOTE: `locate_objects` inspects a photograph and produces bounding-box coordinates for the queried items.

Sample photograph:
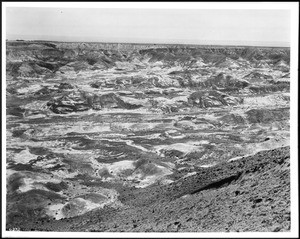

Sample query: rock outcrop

[188,90,243,108]
[46,91,145,114]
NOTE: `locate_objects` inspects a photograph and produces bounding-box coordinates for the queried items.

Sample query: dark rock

[188,90,243,108]
[58,83,74,90]
[201,73,249,89]
[246,108,289,123]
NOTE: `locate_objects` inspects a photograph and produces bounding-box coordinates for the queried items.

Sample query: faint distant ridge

[6,34,290,48]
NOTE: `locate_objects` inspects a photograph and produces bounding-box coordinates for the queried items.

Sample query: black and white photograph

[1,2,299,237]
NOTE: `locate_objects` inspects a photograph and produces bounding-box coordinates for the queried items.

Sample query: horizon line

[6,34,290,48]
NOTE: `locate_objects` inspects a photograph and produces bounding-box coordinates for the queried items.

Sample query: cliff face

[6,41,290,232]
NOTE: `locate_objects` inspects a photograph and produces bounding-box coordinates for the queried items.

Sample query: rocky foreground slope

[7,146,290,232]
[6,41,290,232]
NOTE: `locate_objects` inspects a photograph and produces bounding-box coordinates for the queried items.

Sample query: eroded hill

[6,41,290,232]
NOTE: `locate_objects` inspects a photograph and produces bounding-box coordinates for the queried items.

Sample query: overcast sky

[6,7,290,46]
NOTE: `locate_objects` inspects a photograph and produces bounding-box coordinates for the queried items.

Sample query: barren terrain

[6,41,290,232]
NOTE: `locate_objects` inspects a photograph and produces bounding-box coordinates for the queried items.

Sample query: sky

[6,7,290,46]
